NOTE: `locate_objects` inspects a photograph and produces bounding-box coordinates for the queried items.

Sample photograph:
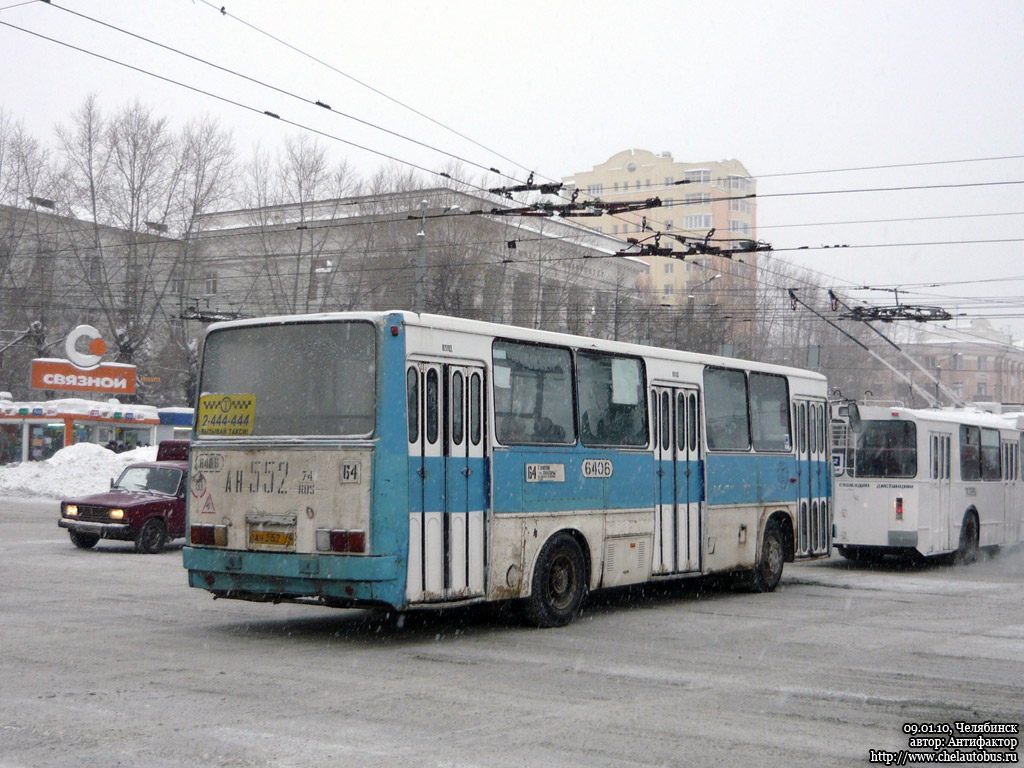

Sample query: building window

[586,183,603,196]
[665,220,674,231]
[953,382,964,397]
[925,356,936,369]
[613,182,619,192]
[612,225,618,234]
[729,198,752,214]
[953,354,964,371]
[977,356,987,371]
[684,169,711,184]
[204,272,218,295]
[728,219,751,235]
[663,284,674,296]
[684,193,711,205]
[977,383,987,397]
[729,175,753,193]
[665,263,674,274]
[665,177,674,186]
[664,198,674,208]
[684,214,713,229]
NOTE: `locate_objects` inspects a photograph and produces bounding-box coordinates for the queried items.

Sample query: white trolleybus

[832,403,1024,563]
[184,311,831,626]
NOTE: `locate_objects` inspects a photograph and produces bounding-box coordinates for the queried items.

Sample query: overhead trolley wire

[0,19,507,202]
[196,0,533,181]
[40,1,515,184]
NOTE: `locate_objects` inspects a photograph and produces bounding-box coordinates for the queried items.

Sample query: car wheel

[135,518,167,554]
[69,530,100,550]
[750,519,785,592]
[523,533,587,628]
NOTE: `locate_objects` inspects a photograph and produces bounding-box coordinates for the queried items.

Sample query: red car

[58,440,189,554]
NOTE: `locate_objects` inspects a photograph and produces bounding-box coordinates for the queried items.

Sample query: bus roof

[856,404,1024,431]
[204,309,827,384]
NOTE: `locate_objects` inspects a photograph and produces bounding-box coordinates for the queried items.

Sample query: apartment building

[562,149,757,304]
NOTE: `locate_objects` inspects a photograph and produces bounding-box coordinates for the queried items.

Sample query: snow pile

[0,443,158,499]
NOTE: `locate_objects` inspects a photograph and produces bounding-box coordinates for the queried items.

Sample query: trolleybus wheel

[751,519,785,592]
[135,518,167,554]
[524,533,587,628]
[955,512,979,565]
[69,530,99,550]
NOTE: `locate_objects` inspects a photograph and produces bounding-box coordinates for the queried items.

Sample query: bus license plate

[249,529,295,549]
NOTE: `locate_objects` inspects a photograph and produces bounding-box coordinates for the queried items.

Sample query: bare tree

[233,135,358,315]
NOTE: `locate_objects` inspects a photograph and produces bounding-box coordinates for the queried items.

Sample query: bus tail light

[316,528,365,553]
[895,497,903,521]
[348,530,366,553]
[190,524,227,546]
[330,530,349,552]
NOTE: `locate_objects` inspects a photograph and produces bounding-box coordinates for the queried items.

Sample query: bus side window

[703,367,750,451]
[577,352,647,447]
[492,340,574,445]
[960,425,980,481]
[749,373,790,452]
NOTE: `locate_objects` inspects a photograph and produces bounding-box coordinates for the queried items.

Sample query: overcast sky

[2,0,1023,338]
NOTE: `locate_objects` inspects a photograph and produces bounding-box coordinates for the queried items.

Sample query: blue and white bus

[184,311,831,626]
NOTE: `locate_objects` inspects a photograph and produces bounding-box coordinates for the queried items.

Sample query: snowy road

[2,497,1022,767]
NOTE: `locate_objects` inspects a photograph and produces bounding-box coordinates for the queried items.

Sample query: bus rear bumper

[183,546,403,608]
[887,530,918,547]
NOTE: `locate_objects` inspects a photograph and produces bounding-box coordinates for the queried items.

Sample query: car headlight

[65,505,78,516]
[109,509,125,520]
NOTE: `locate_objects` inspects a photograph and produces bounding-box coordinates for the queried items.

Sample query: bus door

[652,386,702,574]
[407,362,487,602]
[930,433,951,552]
[444,366,487,599]
[794,399,829,556]
[1002,439,1018,544]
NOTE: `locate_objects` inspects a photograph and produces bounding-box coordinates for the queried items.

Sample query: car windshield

[114,466,183,496]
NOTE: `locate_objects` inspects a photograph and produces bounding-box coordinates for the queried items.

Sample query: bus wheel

[135,518,167,554]
[69,530,99,550]
[751,520,785,592]
[524,533,587,628]
[956,513,979,565]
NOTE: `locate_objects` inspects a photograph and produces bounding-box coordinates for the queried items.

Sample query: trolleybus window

[200,321,375,436]
[493,340,574,445]
[851,420,917,478]
[749,372,791,452]
[980,427,1001,480]
[577,352,647,447]
[960,425,981,481]
[704,367,750,451]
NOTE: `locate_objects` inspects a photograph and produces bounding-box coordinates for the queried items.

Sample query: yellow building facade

[563,149,757,304]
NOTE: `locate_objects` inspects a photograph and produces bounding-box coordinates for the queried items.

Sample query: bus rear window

[199,321,376,437]
[851,420,917,478]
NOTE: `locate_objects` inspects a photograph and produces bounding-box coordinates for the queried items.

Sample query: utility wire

[0,19,505,201]
[196,0,533,180]
[42,1,513,183]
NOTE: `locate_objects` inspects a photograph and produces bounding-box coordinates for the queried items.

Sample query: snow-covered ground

[0,442,158,499]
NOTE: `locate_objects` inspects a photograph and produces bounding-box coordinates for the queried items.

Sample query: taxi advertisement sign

[197,394,255,436]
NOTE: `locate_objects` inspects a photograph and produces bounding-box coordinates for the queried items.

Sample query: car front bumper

[59,519,134,540]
